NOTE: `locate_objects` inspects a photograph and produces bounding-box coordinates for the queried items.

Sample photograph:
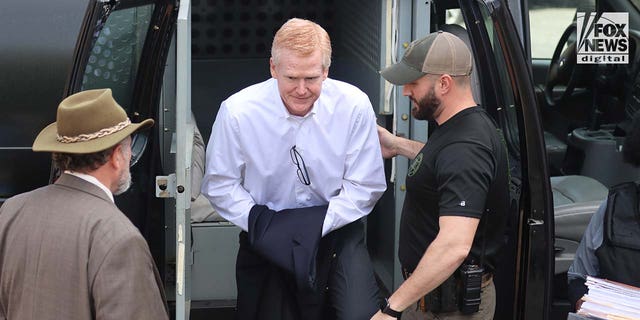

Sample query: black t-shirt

[398,107,509,273]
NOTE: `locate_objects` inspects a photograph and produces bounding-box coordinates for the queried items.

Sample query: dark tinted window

[81,4,155,111]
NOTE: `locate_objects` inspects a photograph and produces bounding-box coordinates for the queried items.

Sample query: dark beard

[411,87,440,121]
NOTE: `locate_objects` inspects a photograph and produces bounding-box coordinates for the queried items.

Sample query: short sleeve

[435,142,496,218]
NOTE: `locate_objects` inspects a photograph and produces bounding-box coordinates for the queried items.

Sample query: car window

[80,4,155,111]
[528,0,595,59]
[478,2,521,157]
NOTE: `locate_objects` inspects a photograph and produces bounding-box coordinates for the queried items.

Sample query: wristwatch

[380,298,402,318]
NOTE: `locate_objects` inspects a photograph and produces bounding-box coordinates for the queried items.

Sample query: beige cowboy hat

[32,88,154,154]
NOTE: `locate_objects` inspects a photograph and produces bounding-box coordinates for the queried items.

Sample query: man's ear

[269,57,277,78]
[110,144,124,169]
[439,74,454,94]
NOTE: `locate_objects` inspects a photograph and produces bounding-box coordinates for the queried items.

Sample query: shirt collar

[286,107,317,120]
[65,170,115,202]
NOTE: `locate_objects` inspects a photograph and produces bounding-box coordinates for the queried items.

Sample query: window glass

[479,4,513,108]
[478,2,521,154]
[528,0,594,59]
[81,4,155,111]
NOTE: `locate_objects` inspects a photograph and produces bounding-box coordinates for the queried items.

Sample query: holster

[419,275,459,313]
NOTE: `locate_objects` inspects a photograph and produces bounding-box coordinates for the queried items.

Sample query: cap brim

[380,60,427,85]
[32,118,154,154]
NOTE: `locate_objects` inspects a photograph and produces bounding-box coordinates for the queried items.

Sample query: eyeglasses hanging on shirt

[290,145,311,185]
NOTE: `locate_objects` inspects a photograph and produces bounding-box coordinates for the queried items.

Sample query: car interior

[529,0,640,314]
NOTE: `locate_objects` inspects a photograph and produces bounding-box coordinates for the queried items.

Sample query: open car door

[478,1,556,318]
[457,1,555,318]
[64,0,185,317]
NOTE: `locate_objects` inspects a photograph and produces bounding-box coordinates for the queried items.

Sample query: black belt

[402,268,493,288]
[402,268,493,314]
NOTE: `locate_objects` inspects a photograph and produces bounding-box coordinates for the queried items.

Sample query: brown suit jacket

[0,173,169,320]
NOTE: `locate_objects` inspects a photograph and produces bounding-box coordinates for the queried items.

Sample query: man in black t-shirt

[371,31,509,320]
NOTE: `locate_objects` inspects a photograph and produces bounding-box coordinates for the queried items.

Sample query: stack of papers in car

[577,276,640,320]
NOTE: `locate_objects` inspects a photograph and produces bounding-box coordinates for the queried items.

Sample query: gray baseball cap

[380,31,472,85]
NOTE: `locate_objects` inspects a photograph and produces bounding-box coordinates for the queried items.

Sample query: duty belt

[402,268,493,313]
[401,268,492,287]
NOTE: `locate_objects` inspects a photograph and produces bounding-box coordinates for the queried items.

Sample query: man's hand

[576,299,584,311]
[377,125,398,159]
[376,125,424,160]
[370,310,396,320]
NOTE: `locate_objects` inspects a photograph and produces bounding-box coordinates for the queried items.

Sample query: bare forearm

[377,125,425,160]
[395,136,425,160]
[386,215,481,312]
[387,238,467,311]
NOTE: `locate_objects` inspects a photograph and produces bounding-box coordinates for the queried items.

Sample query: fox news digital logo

[577,12,628,64]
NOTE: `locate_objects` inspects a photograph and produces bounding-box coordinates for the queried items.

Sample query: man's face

[403,75,442,121]
[270,48,328,116]
[114,137,132,196]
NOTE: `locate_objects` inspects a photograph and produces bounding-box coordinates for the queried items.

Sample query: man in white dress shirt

[202,18,387,320]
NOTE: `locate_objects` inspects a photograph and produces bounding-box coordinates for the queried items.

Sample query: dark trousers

[235,220,380,320]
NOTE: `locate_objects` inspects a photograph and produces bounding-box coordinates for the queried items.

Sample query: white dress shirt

[202,78,386,236]
[65,170,114,202]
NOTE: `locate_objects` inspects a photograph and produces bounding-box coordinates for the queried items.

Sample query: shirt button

[332,253,337,259]
[325,286,329,292]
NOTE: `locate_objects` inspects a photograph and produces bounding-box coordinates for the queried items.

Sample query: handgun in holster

[420,275,458,313]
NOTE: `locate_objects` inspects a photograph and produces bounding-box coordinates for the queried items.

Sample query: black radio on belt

[458,263,483,314]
